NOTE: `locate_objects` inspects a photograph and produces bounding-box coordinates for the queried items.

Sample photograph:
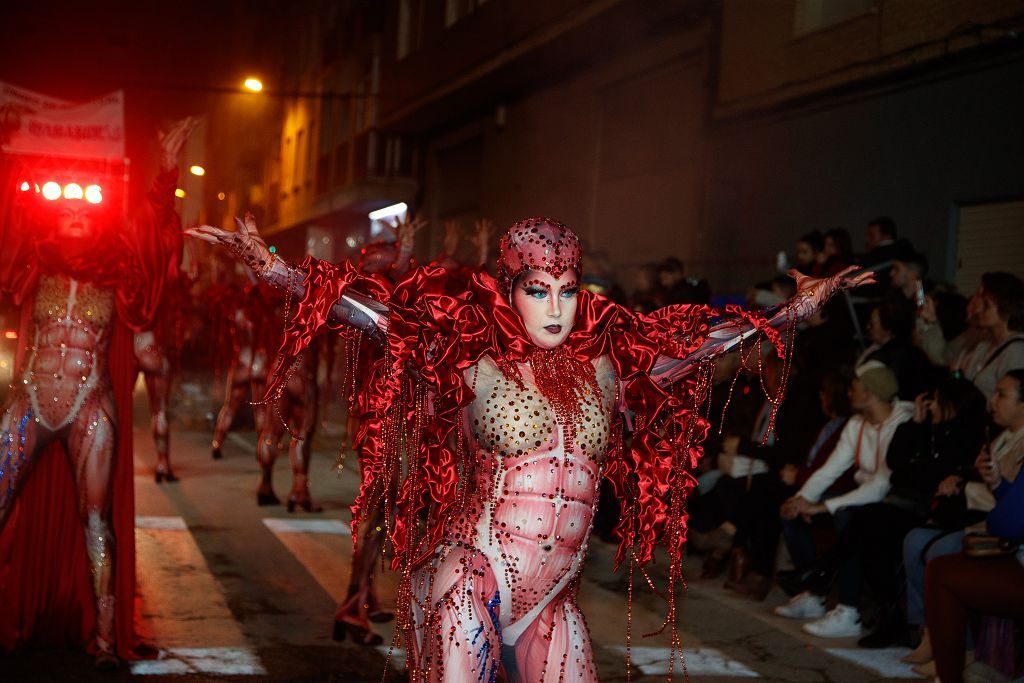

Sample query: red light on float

[19,181,30,192]
[63,183,84,200]
[41,182,62,200]
[85,185,103,204]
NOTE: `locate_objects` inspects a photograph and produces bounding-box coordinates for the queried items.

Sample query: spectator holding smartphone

[924,394,1024,683]
[902,369,1024,675]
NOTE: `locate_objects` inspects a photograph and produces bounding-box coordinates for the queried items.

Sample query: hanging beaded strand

[250,260,306,440]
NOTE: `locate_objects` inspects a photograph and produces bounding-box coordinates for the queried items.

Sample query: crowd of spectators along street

[604,217,1024,683]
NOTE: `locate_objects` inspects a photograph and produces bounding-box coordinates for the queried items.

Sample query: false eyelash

[523,285,548,296]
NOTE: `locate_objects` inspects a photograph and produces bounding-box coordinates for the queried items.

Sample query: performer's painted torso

[444,354,616,639]
[26,274,114,431]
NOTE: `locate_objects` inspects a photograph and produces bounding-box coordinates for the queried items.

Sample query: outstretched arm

[651,266,875,387]
[188,215,390,342]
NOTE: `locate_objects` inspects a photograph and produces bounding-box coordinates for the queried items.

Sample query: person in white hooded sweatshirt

[775,361,914,636]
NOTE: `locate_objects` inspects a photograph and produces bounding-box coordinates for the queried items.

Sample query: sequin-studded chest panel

[468,355,617,464]
[25,275,113,429]
[33,274,115,329]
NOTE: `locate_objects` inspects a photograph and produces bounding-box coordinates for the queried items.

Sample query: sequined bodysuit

[26,274,114,430]
[410,355,616,682]
[0,273,121,654]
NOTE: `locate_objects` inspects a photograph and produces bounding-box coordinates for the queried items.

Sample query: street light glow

[175,188,186,198]
[243,78,263,92]
[190,165,206,176]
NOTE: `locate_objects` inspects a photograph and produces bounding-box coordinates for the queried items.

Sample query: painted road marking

[263,517,354,603]
[609,646,760,677]
[132,515,266,676]
[263,517,351,535]
[375,646,407,671]
[135,515,187,530]
[825,647,919,679]
[130,647,265,675]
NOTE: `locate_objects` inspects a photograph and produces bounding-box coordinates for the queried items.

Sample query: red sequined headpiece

[497,217,582,293]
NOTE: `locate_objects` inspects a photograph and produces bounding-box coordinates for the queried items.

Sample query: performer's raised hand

[187,213,273,275]
[789,265,875,313]
[442,220,460,256]
[472,218,493,266]
[159,117,199,171]
[392,214,427,250]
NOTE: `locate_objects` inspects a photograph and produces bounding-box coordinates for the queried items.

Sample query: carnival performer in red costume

[334,214,424,643]
[135,219,196,483]
[254,293,322,511]
[190,214,872,681]
[210,273,268,462]
[0,118,192,669]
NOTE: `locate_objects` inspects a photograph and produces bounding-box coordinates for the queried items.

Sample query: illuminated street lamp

[243,78,263,93]
[174,188,186,198]
[190,165,206,176]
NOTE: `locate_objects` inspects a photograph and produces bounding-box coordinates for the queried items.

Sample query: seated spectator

[917,272,1024,398]
[720,372,855,601]
[823,228,854,276]
[794,298,858,388]
[859,216,902,295]
[888,246,930,306]
[690,363,774,578]
[822,378,987,646]
[748,274,798,309]
[914,287,969,352]
[902,369,1024,675]
[630,263,660,314]
[774,362,913,623]
[794,230,827,277]
[656,256,710,306]
[857,301,935,399]
[924,409,1024,683]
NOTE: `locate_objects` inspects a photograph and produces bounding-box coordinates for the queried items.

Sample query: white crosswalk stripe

[608,646,761,677]
[130,647,266,675]
[824,647,919,679]
[263,517,351,535]
[131,515,267,676]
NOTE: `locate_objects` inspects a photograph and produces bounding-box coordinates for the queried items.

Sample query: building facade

[224,0,1024,293]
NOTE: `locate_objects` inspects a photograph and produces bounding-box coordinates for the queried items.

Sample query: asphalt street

[0,381,922,682]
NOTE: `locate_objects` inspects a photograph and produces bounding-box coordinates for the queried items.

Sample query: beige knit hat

[855,360,898,402]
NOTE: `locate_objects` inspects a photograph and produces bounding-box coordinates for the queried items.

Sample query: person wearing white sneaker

[773,591,826,619]
[803,604,863,638]
[779,362,913,595]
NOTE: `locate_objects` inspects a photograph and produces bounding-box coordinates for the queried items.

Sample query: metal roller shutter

[955,199,1024,294]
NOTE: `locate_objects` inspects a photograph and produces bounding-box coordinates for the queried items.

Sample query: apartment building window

[794,0,873,37]
[444,0,483,28]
